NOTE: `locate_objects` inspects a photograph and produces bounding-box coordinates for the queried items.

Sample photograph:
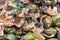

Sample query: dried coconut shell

[43,33,55,38]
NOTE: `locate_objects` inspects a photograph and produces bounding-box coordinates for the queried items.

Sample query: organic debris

[0,0,60,40]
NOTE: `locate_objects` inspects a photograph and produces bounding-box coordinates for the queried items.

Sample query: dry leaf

[23,22,34,30]
[0,13,6,22]
[4,18,14,27]
[14,16,24,27]
[29,4,37,13]
[45,6,58,16]
[0,4,7,10]
[6,6,13,11]
[0,12,14,26]
[17,13,24,17]
[21,8,29,14]
[29,13,40,21]
[29,13,35,20]
[32,27,45,40]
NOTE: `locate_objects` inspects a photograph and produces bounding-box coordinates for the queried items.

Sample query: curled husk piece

[14,17,24,28]
[52,14,60,27]
[55,27,60,31]
[48,38,58,40]
[43,28,57,38]
[44,0,57,5]
[41,15,52,28]
[0,22,4,36]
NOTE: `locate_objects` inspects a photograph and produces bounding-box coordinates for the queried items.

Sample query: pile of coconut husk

[0,0,60,40]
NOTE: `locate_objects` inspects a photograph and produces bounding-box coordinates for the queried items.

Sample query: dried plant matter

[0,0,60,40]
[32,27,45,40]
[45,6,58,16]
